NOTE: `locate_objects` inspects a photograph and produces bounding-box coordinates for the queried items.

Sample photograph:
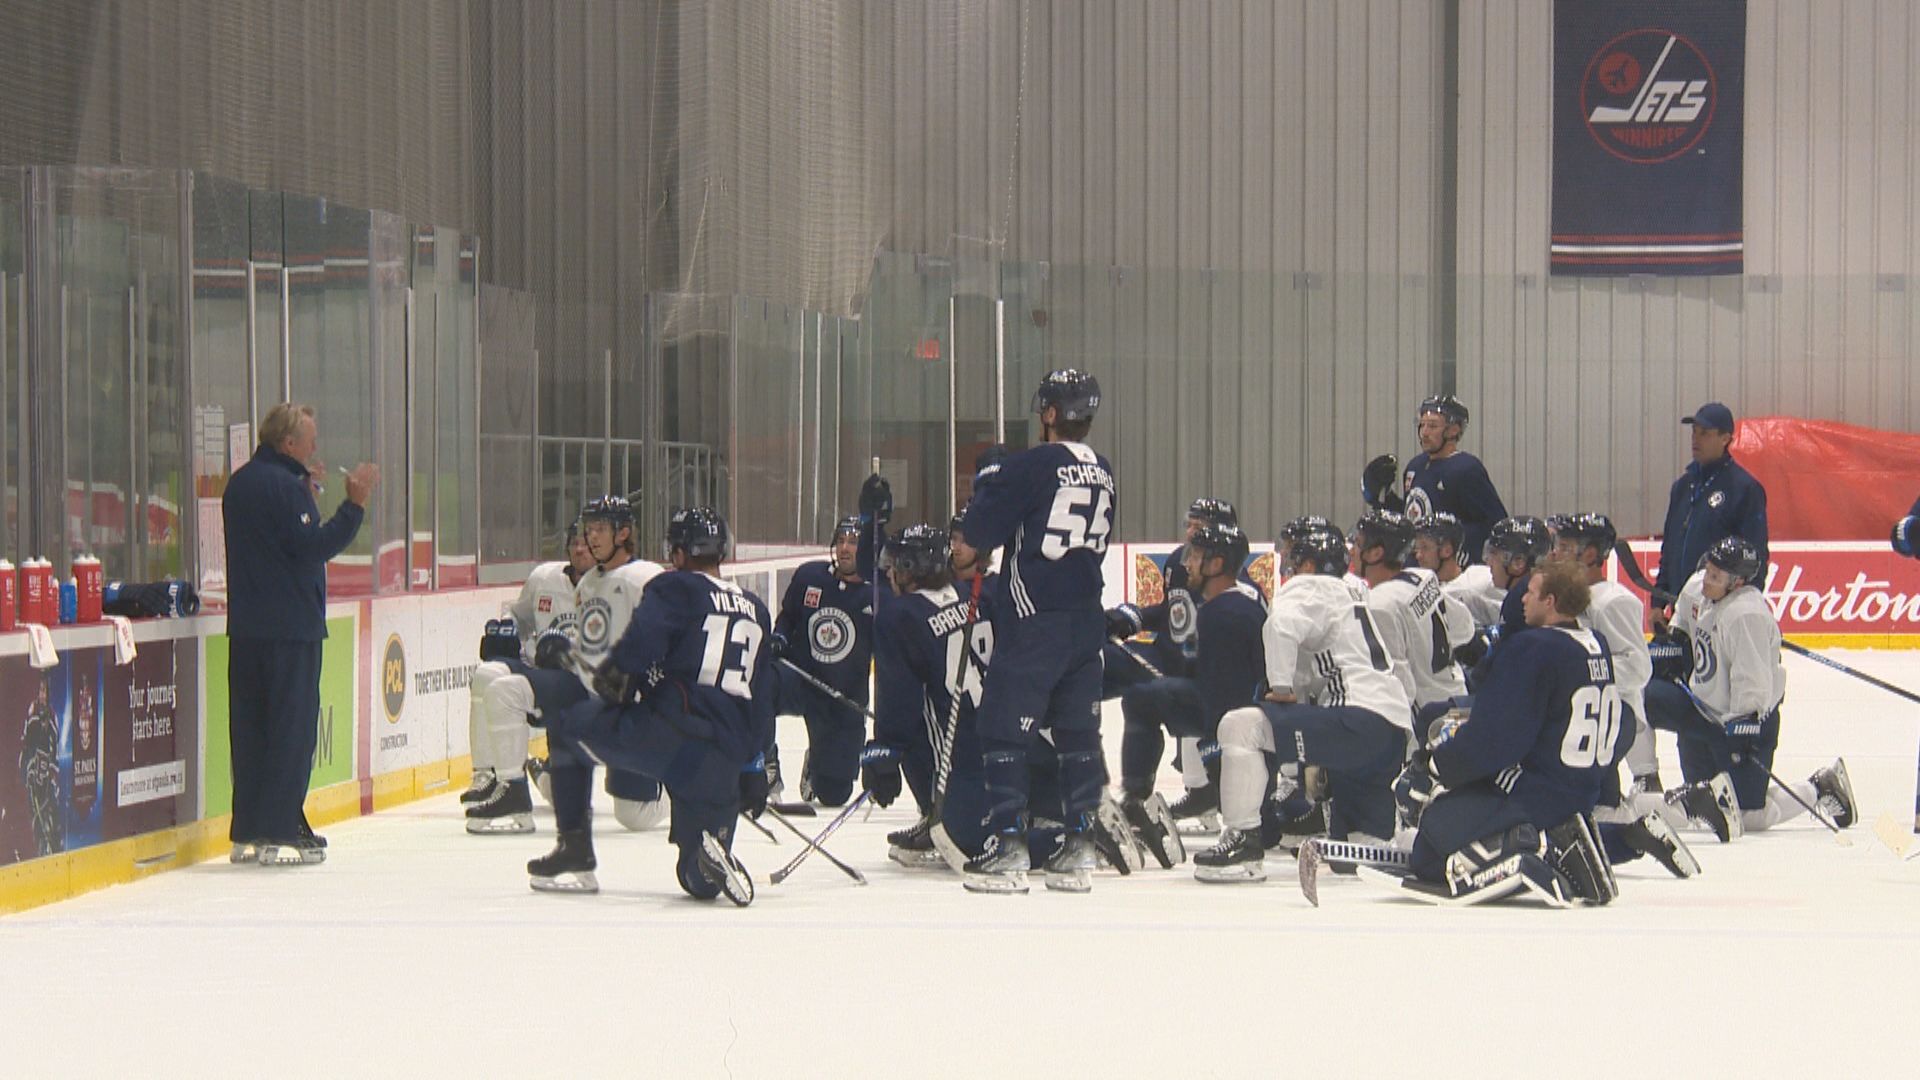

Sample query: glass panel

[435,231,478,586]
[865,252,955,529]
[0,168,21,559]
[188,176,251,599]
[408,224,438,589]
[369,211,410,593]
[478,282,537,563]
[249,190,285,417]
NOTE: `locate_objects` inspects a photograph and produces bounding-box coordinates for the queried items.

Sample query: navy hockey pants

[941,737,1065,862]
[228,637,322,843]
[1118,676,1205,799]
[1644,678,1779,809]
[976,610,1107,832]
[774,666,865,807]
[525,667,662,803]
[1249,700,1406,842]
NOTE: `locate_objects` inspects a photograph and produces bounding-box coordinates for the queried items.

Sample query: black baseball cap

[1683,402,1734,432]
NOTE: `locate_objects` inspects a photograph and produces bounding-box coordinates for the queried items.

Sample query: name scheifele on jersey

[961,442,1116,617]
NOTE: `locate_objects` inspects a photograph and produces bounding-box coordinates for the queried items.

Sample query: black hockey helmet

[1280,514,1336,546]
[1351,509,1415,566]
[1186,497,1238,529]
[1705,535,1764,586]
[1031,369,1102,422]
[1484,516,1551,565]
[1418,394,1470,430]
[1284,522,1350,578]
[888,523,951,582]
[667,506,729,560]
[1189,520,1251,578]
[1412,510,1465,551]
[832,515,863,544]
[580,494,635,531]
[1556,512,1617,557]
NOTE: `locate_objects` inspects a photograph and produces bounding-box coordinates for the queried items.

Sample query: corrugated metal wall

[1459,0,1920,536]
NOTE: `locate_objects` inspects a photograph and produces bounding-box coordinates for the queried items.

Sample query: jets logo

[1405,487,1434,522]
[577,598,613,654]
[808,608,857,665]
[1582,29,1716,164]
[1691,631,1718,684]
[1167,591,1198,645]
[1707,491,1725,509]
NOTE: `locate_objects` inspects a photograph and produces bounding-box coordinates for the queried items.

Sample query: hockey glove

[534,631,573,671]
[859,473,894,524]
[1393,751,1437,830]
[1894,515,1920,558]
[1649,629,1692,682]
[1720,713,1764,759]
[1105,604,1144,642]
[1361,453,1404,512]
[590,657,636,706]
[479,619,521,662]
[768,630,791,660]
[1452,626,1496,669]
[859,742,903,808]
[739,755,770,819]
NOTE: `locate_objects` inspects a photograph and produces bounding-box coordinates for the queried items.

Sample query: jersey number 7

[698,614,765,699]
[1040,486,1114,559]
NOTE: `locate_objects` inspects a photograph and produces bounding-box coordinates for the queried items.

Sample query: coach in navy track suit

[1655,402,1768,599]
[222,403,378,865]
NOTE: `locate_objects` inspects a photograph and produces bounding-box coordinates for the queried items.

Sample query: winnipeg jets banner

[1551,0,1746,276]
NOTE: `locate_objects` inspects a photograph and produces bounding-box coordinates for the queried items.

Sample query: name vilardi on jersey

[711,590,758,617]
[1581,28,1717,164]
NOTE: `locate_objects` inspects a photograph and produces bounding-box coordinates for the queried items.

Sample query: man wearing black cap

[1655,402,1768,600]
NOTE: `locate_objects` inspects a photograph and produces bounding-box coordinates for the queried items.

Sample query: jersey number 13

[698,614,765,699]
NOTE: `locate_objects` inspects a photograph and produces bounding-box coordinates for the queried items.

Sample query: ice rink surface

[5,650,1920,1079]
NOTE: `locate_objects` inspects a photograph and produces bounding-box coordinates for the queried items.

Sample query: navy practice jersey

[774,559,875,703]
[1194,583,1269,728]
[1430,623,1623,826]
[873,581,994,758]
[1403,451,1508,565]
[608,570,776,767]
[1132,545,1264,674]
[959,441,1116,617]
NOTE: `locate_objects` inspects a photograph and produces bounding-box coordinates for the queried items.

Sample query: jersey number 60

[1559,683,1623,769]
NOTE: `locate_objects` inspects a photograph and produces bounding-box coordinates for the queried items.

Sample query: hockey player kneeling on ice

[526,507,773,906]
[1638,537,1855,842]
[1350,509,1472,729]
[1413,512,1504,627]
[768,513,878,807]
[1195,521,1412,884]
[1400,561,1625,906]
[468,497,667,835]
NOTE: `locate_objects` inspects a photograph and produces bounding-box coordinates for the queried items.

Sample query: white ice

[4,649,1920,1079]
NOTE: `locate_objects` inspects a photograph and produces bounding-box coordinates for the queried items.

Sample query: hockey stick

[1610,539,1677,607]
[767,806,867,884]
[740,813,780,844]
[777,657,880,724]
[771,791,871,884]
[1297,837,1412,908]
[932,573,985,810]
[1113,641,1165,679]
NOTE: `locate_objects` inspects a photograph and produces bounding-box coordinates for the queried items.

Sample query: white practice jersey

[1263,573,1414,729]
[507,562,581,661]
[1442,564,1505,627]
[572,558,664,677]
[1671,572,1785,724]
[1368,568,1472,711]
[1580,580,1651,723]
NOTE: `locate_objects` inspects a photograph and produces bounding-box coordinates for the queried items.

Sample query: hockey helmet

[1187,497,1238,529]
[1189,520,1251,578]
[1280,514,1336,546]
[888,523,951,582]
[1484,516,1551,565]
[1412,510,1465,551]
[667,506,730,560]
[1705,536,1763,586]
[1031,369,1102,422]
[1351,509,1415,566]
[1418,394,1470,429]
[832,515,863,544]
[1555,512,1617,558]
[580,494,635,531]
[1283,522,1350,578]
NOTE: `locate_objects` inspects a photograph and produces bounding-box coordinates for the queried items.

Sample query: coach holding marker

[222,402,379,867]
[1653,402,1768,620]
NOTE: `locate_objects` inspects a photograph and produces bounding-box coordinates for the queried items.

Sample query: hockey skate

[460,769,500,805]
[1193,827,1266,884]
[1619,812,1700,879]
[962,829,1032,894]
[257,835,326,867]
[1168,785,1222,834]
[765,745,785,804]
[1091,795,1145,875]
[1120,793,1186,868]
[1811,758,1856,829]
[466,776,536,834]
[887,815,946,870]
[229,841,259,865]
[1546,813,1618,905]
[798,749,815,803]
[1668,773,1743,843]
[528,829,598,893]
[1044,829,1100,893]
[697,832,755,906]
[525,756,553,806]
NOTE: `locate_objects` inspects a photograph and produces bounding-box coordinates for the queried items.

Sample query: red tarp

[1734,416,1920,540]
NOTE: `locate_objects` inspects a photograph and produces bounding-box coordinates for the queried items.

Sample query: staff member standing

[223,403,378,866]
[1655,402,1768,600]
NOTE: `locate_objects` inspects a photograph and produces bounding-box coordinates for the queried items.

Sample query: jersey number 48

[1559,683,1623,769]
[1040,486,1114,559]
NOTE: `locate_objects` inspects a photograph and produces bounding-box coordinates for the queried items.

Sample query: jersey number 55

[1040,486,1114,559]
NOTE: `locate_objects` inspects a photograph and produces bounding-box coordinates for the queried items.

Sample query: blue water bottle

[59,579,78,624]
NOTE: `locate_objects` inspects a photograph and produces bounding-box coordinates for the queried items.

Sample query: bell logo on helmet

[1582,29,1717,164]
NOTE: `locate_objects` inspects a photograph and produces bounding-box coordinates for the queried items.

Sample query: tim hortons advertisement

[1619,542,1920,636]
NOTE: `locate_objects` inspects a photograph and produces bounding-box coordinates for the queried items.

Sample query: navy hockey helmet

[1187,497,1238,529]
[1189,520,1251,578]
[1418,394,1470,430]
[580,494,635,531]
[1705,536,1764,586]
[1031,369,1102,422]
[1556,512,1617,557]
[832,515,864,543]
[1284,523,1350,578]
[1484,516,1551,565]
[888,523,951,582]
[1412,510,1465,551]
[667,506,730,560]
[1351,509,1415,566]
[1280,514,1336,546]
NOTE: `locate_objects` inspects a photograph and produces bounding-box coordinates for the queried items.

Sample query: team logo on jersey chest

[1167,591,1198,644]
[1708,491,1724,509]
[578,599,612,652]
[803,586,822,609]
[1405,488,1434,522]
[1581,29,1717,164]
[809,608,857,665]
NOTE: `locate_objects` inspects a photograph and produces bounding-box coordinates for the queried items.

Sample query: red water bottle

[74,555,103,623]
[0,559,15,631]
[20,558,47,625]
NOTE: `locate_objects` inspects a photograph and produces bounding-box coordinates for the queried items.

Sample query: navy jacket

[1656,454,1768,594]
[222,446,364,641]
